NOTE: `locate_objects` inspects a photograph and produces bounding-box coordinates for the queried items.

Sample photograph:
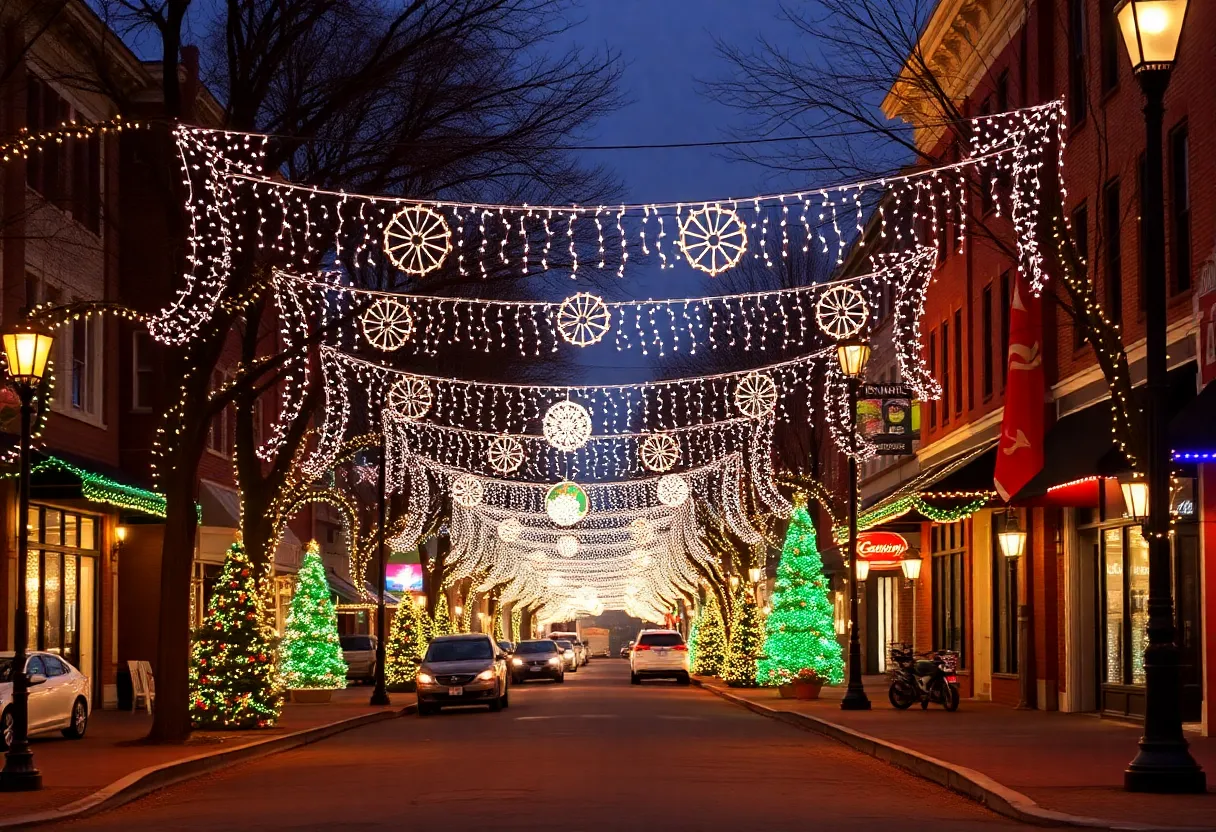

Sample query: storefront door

[25,506,99,682]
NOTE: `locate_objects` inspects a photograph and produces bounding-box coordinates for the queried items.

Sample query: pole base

[369,688,392,707]
[840,690,872,711]
[1125,748,1207,793]
[0,752,43,792]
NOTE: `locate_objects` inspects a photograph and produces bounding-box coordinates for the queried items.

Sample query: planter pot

[777,684,797,699]
[290,688,334,704]
[792,681,823,700]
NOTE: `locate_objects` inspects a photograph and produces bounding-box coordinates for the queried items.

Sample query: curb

[0,702,416,829]
[691,679,1212,832]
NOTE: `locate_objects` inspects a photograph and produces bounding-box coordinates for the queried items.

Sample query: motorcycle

[887,644,960,711]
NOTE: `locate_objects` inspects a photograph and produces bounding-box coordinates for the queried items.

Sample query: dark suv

[509,640,565,683]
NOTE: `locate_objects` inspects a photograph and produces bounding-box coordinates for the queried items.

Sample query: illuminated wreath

[383,205,452,276]
[545,480,589,527]
[733,372,778,419]
[497,518,523,543]
[361,297,415,351]
[557,293,611,347]
[486,435,524,475]
[557,535,579,559]
[639,433,680,472]
[451,474,485,508]
[815,284,870,339]
[678,204,748,276]
[657,473,690,507]
[542,400,593,451]
[388,376,433,421]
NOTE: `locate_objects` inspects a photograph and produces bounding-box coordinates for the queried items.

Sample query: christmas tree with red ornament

[190,536,281,729]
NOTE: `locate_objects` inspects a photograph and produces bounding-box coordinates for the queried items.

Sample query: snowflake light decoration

[542,400,592,451]
[360,297,415,351]
[657,473,690,507]
[486,435,524,475]
[678,204,748,276]
[545,480,589,527]
[734,372,778,419]
[557,535,579,559]
[451,474,484,508]
[388,376,433,421]
[815,284,870,339]
[383,205,452,276]
[557,293,611,347]
[639,433,680,472]
[497,518,523,543]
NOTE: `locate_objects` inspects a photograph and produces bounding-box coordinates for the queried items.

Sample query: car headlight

[564,650,574,658]
[548,657,560,666]
[476,669,496,681]
[512,657,523,667]
[416,672,434,685]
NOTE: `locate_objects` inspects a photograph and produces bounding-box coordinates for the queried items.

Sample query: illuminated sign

[856,531,911,568]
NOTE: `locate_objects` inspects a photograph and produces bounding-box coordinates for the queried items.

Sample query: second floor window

[1171,124,1191,294]
[26,75,101,235]
[929,331,938,429]
[954,309,964,415]
[941,319,950,426]
[207,371,234,457]
[1104,179,1122,324]
[1000,271,1011,388]
[982,283,994,399]
[1100,0,1120,94]
[132,331,155,412]
[1072,203,1089,349]
[1068,0,1087,124]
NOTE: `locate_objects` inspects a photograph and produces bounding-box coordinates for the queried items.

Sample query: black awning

[1170,379,1216,458]
[1013,401,1129,501]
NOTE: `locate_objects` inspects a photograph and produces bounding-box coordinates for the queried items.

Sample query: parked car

[416,634,510,715]
[553,640,579,672]
[629,630,689,685]
[497,640,515,657]
[340,634,378,684]
[549,632,586,666]
[620,641,634,658]
[509,640,565,684]
[1,652,91,748]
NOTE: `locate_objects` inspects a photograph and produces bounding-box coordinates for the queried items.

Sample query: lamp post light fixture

[370,439,391,707]
[1114,0,1205,793]
[1120,475,1150,522]
[836,335,871,711]
[899,552,923,582]
[728,575,739,591]
[0,324,54,792]
[748,567,762,584]
[997,510,1028,560]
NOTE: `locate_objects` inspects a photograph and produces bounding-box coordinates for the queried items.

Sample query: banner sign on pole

[857,384,919,456]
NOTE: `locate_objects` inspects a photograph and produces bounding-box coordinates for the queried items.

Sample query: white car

[1,651,91,748]
[629,630,690,685]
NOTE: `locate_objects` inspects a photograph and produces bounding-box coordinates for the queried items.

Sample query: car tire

[488,696,502,712]
[570,665,578,673]
[62,698,89,740]
[555,674,565,684]
[501,689,510,709]
[0,708,13,751]
[630,673,640,685]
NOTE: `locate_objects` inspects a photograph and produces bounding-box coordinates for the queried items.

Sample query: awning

[198,480,301,567]
[28,452,170,519]
[1170,379,1216,462]
[199,480,241,527]
[1012,402,1130,507]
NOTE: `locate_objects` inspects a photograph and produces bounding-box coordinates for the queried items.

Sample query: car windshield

[638,633,684,647]
[515,641,557,654]
[555,641,573,650]
[0,658,10,683]
[340,636,373,651]
[426,639,493,662]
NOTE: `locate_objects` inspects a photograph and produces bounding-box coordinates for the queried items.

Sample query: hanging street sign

[857,384,919,455]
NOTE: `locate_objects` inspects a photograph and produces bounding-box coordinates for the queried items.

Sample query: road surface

[57,660,1026,830]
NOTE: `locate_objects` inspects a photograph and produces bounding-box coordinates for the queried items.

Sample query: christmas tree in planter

[691,595,726,676]
[757,496,845,687]
[386,598,429,688]
[722,586,761,687]
[432,594,454,637]
[278,541,347,701]
[190,537,281,728]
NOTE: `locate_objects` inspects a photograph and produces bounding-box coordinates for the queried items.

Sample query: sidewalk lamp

[1120,474,1149,521]
[836,335,871,711]
[748,567,762,583]
[899,552,923,582]
[728,575,739,590]
[1114,0,1205,793]
[853,558,871,582]
[997,510,1028,560]
[0,323,54,792]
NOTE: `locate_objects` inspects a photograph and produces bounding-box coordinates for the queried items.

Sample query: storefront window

[931,521,967,665]
[26,505,99,678]
[1127,527,1149,685]
[1103,529,1123,684]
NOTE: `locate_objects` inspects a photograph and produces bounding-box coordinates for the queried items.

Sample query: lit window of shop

[25,506,99,680]
[931,520,967,665]
[991,518,1019,675]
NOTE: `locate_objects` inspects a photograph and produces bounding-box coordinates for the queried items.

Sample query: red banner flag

[994,274,1045,501]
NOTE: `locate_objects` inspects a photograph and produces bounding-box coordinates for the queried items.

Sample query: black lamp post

[837,336,872,711]
[1114,0,1205,793]
[0,324,54,792]
[370,436,391,706]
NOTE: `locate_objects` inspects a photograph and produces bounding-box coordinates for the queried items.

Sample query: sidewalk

[3,686,414,821]
[695,676,1215,830]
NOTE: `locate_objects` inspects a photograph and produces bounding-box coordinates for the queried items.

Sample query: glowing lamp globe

[997,512,1027,559]
[835,337,871,379]
[545,481,589,527]
[2,325,54,385]
[557,535,579,558]
[1121,477,1149,521]
[899,552,923,581]
[1116,0,1189,73]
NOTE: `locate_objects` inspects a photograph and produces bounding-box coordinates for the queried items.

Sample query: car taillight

[633,644,651,651]
[672,644,687,651]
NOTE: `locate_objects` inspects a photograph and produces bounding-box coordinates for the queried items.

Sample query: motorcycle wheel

[942,682,960,712]
[888,681,916,710]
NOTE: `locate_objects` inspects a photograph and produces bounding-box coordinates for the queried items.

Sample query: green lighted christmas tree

[510,606,521,643]
[432,594,454,636]
[691,595,725,676]
[757,497,845,686]
[190,537,281,728]
[279,542,347,690]
[722,586,761,687]
[386,598,429,687]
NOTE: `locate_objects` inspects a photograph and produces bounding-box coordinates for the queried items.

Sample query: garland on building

[279,542,348,690]
[386,600,429,687]
[691,595,726,676]
[757,499,843,686]
[722,588,761,687]
[190,538,281,728]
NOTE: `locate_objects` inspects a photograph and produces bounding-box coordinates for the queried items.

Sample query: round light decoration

[639,432,680,473]
[815,284,870,339]
[545,480,589,527]
[557,535,579,559]
[628,517,655,544]
[451,474,485,508]
[556,293,611,347]
[542,400,593,451]
[388,376,433,421]
[497,517,523,543]
[733,372,778,419]
[383,205,452,276]
[486,435,524,475]
[657,473,690,508]
[360,297,415,351]
[678,204,748,276]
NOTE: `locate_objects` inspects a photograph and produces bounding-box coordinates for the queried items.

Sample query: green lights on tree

[386,599,429,687]
[279,542,348,691]
[190,537,280,728]
[722,587,761,687]
[757,503,844,687]
[691,595,725,676]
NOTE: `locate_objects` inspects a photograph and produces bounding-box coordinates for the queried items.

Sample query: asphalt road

[57,660,1027,831]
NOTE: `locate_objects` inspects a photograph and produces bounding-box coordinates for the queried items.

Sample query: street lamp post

[0,324,54,792]
[837,337,872,711]
[370,437,391,707]
[1114,0,1205,793]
